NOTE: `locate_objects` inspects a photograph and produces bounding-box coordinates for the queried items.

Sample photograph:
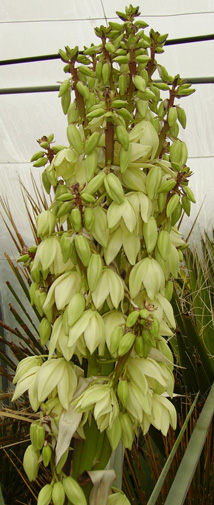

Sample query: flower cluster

[13,5,195,504]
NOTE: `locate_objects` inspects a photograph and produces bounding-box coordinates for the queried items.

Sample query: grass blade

[164,383,214,505]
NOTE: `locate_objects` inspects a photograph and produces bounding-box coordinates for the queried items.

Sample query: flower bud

[119,412,134,450]
[146,165,162,199]
[37,484,52,505]
[116,125,130,151]
[85,132,101,155]
[168,106,177,127]
[134,336,144,357]
[70,208,82,232]
[23,444,40,482]
[63,476,87,505]
[143,216,158,254]
[118,332,135,356]
[108,326,124,355]
[39,318,52,346]
[157,230,171,261]
[117,379,129,407]
[87,253,103,292]
[67,124,83,154]
[104,173,125,205]
[42,445,52,467]
[102,62,111,84]
[126,310,139,328]
[75,234,91,266]
[150,317,160,338]
[166,194,180,217]
[36,211,56,238]
[107,416,122,451]
[84,207,95,231]
[36,425,46,450]
[30,423,38,448]
[52,482,65,505]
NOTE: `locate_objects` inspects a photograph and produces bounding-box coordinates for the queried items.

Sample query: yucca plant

[0,4,197,505]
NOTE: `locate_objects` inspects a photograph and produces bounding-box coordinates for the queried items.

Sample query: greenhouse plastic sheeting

[0,1,214,343]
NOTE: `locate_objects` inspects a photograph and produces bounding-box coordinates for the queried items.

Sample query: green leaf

[146,393,199,505]
[185,250,214,370]
[0,485,5,505]
[172,289,213,394]
[164,383,214,505]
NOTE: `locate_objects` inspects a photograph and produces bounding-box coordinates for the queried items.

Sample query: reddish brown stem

[156,82,177,158]
[147,45,156,79]
[105,122,114,167]
[69,62,85,120]
[113,348,133,387]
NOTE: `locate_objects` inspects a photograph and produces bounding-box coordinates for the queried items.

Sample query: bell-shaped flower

[43,271,81,311]
[119,412,136,450]
[106,416,122,451]
[129,257,165,300]
[124,382,152,424]
[147,393,177,435]
[159,319,174,337]
[68,309,105,355]
[92,268,124,309]
[126,355,167,394]
[55,405,82,465]
[130,142,152,162]
[67,157,87,186]
[170,227,187,248]
[91,207,109,248]
[13,356,43,386]
[74,383,119,431]
[48,314,75,361]
[103,310,126,354]
[12,356,43,411]
[107,198,137,233]
[36,358,82,410]
[31,236,73,277]
[156,337,174,368]
[122,224,141,265]
[36,210,56,238]
[104,225,140,266]
[127,192,152,223]
[120,165,147,192]
[53,148,78,180]
[107,492,132,505]
[168,244,180,278]
[145,357,174,398]
[129,120,159,159]
[156,293,176,328]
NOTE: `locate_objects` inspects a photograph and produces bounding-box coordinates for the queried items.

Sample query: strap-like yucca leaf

[185,250,214,364]
[146,393,199,505]
[172,287,214,394]
[0,485,5,505]
[164,383,214,505]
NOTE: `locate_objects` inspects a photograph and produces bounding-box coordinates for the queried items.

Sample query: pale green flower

[68,309,105,354]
